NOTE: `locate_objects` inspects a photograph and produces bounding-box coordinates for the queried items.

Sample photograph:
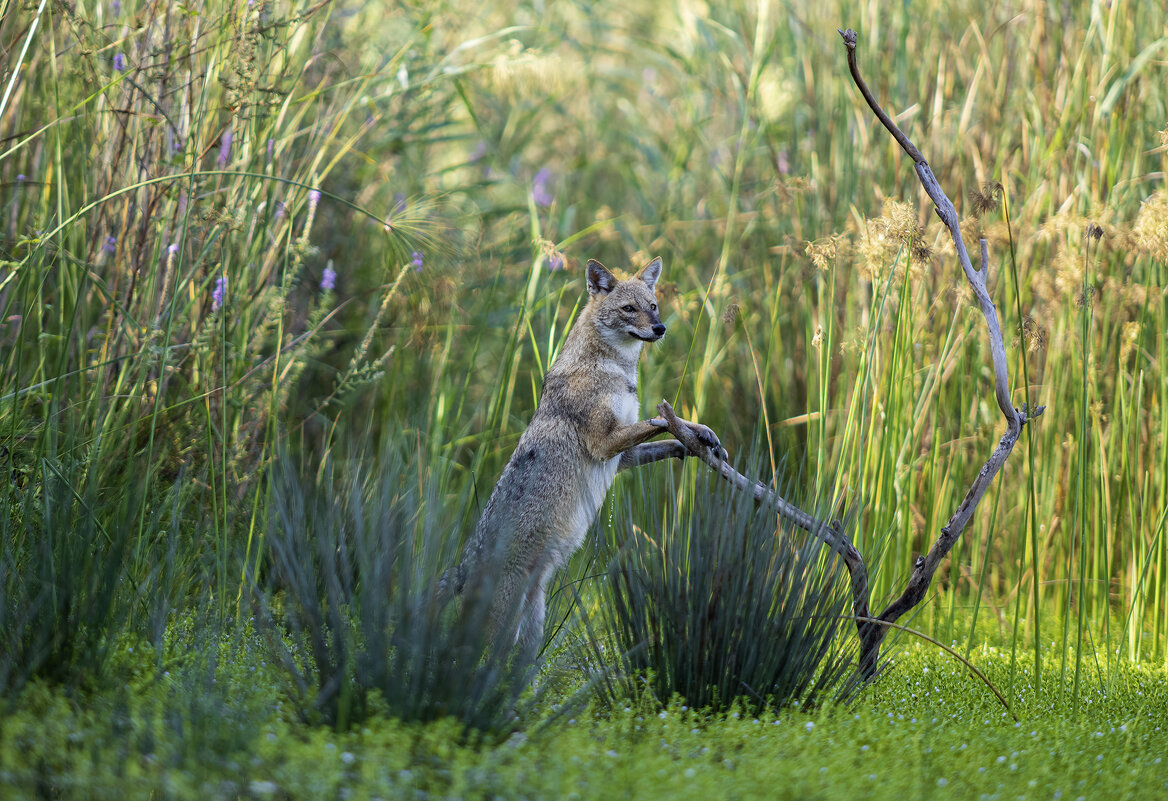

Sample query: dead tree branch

[656,31,1045,682]
[837,27,1043,672]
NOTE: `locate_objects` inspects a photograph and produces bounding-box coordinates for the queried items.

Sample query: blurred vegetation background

[2,0,1167,735]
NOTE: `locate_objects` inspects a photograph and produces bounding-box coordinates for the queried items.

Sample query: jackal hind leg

[514,566,553,665]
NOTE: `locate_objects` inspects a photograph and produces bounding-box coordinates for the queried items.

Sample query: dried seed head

[1120,320,1141,362]
[1021,316,1048,353]
[881,199,919,243]
[804,236,839,271]
[1131,192,1168,262]
[968,182,1003,218]
[536,237,565,271]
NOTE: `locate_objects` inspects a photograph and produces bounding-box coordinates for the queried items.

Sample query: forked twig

[838,26,1043,674]
[657,31,1045,682]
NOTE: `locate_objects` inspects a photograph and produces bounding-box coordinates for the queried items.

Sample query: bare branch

[838,28,1044,671]
[617,440,687,472]
[641,33,1046,685]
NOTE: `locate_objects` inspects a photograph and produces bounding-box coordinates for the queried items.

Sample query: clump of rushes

[257,441,540,735]
[0,440,175,698]
[595,461,855,715]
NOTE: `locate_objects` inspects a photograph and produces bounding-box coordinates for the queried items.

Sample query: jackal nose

[652,323,666,338]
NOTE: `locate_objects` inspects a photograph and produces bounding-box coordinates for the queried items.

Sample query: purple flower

[212,276,226,311]
[308,189,322,207]
[111,0,121,13]
[532,167,554,207]
[547,253,564,271]
[411,251,424,271]
[113,53,126,72]
[471,140,487,162]
[16,174,26,182]
[266,138,274,165]
[217,129,233,168]
[321,265,337,291]
[168,242,179,254]
[102,236,117,255]
[274,201,286,219]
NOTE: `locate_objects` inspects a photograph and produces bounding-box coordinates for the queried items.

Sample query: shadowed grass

[0,435,182,700]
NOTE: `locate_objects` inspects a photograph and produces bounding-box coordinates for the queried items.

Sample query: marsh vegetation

[2,0,1166,796]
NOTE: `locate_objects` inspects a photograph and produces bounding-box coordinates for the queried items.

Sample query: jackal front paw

[685,422,728,461]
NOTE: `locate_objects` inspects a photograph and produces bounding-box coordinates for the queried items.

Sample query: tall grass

[1,0,1166,716]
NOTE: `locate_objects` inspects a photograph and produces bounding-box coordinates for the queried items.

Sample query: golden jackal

[442,257,723,662]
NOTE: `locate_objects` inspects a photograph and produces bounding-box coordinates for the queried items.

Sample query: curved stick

[838,28,1044,671]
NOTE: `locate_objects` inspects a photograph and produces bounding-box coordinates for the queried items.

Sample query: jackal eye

[650,303,657,311]
[622,304,635,312]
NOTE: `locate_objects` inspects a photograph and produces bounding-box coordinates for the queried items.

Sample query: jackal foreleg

[617,440,687,471]
[594,415,727,468]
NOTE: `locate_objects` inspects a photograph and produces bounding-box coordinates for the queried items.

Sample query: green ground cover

[2,636,1165,800]
[2,0,1167,796]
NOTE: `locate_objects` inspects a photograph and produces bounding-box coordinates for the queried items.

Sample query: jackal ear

[638,257,663,291]
[586,259,617,296]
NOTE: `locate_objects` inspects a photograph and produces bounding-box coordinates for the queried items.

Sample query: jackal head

[586,257,665,351]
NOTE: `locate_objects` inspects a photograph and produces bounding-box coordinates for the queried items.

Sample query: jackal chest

[609,385,639,427]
